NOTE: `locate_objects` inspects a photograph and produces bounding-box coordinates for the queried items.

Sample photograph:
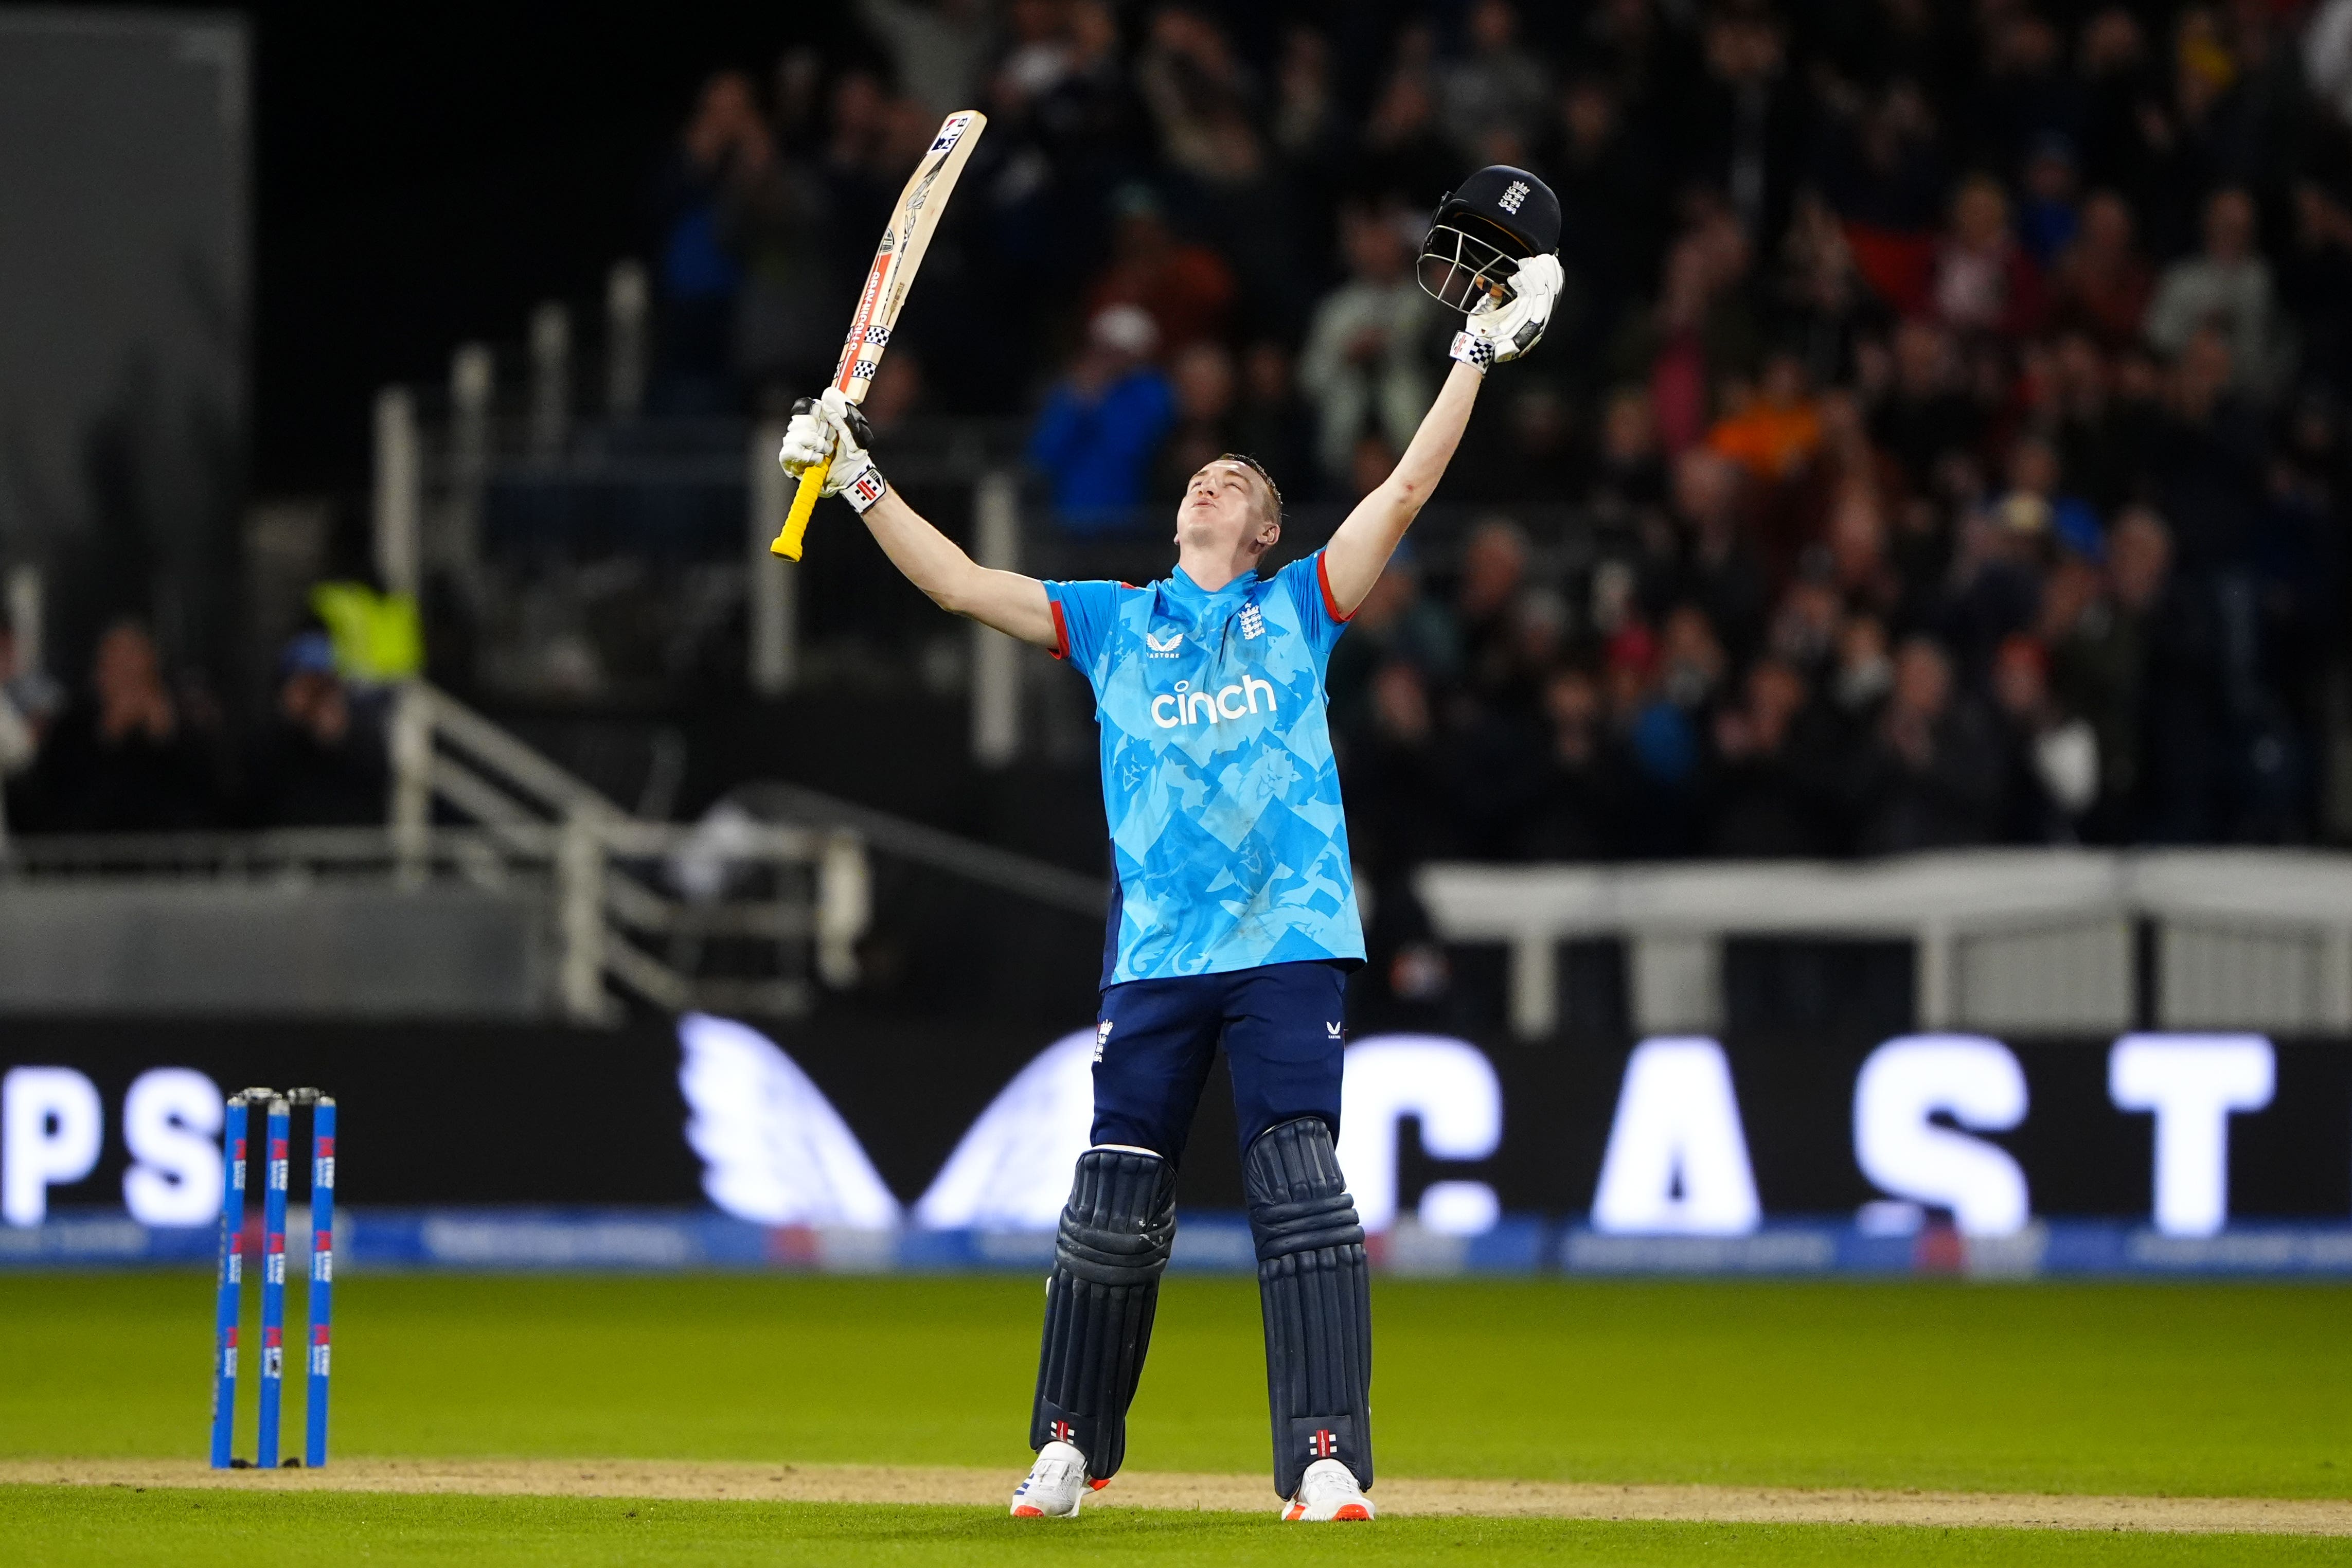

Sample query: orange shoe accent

[1088,1478,1110,1491]
[1011,1505,1045,1517]
[1281,1501,1306,1521]
[1332,1503,1373,1521]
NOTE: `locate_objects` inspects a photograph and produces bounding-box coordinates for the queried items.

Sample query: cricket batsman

[779,167,1562,1522]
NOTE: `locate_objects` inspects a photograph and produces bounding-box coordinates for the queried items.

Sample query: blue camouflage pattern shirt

[1045,553,1366,987]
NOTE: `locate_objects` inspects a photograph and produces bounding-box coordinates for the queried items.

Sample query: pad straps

[1028,1147,1178,1478]
[1246,1117,1374,1499]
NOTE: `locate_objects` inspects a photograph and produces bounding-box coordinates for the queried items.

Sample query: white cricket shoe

[1280,1458,1375,1521]
[1009,1440,1097,1517]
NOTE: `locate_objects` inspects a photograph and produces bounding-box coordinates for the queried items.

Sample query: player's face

[1177,461,1274,559]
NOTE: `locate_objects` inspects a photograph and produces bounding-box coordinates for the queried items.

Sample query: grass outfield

[7,1272,2347,1496]
[4,1489,2346,1567]
[4,1271,2348,1560]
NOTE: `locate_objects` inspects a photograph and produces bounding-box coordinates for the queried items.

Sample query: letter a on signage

[1590,1038,1761,1235]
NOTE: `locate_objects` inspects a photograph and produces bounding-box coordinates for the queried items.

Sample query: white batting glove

[777,404,832,476]
[1450,253,1564,372]
[777,389,887,512]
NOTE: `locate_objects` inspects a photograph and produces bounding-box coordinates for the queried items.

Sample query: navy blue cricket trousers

[1089,959,1350,1162]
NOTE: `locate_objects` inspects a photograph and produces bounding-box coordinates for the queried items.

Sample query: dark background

[115,3,855,495]
[12,1015,2348,1220]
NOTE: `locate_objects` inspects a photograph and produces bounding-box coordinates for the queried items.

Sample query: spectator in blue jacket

[1027,305,1176,531]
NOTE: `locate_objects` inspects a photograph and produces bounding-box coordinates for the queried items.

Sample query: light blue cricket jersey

[1046,552,1366,987]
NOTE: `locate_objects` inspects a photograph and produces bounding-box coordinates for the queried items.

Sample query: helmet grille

[1417,222,1522,313]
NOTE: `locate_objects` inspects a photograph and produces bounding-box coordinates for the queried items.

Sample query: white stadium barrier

[1415,850,2352,1039]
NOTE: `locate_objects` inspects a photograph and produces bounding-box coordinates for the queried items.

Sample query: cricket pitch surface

[8,1458,2348,1537]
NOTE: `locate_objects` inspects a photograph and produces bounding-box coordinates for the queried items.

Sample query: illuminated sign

[0,1025,2331,1236]
[2109,1034,2275,1237]
[910,1029,1509,1235]
[1335,1035,1502,1234]
[119,1068,225,1226]
[4,1065,225,1227]
[1590,1038,1761,1235]
[3,1067,103,1225]
[676,1013,901,1228]
[1854,1036,2031,1236]
[914,1028,1096,1231]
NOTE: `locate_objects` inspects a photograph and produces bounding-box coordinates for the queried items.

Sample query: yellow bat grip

[771,460,828,559]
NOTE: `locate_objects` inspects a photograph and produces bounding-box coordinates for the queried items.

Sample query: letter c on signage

[1216,685,1246,719]
[1151,695,1180,728]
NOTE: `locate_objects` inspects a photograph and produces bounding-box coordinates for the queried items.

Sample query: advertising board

[4,1013,2346,1274]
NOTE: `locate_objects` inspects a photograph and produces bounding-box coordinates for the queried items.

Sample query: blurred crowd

[0,620,389,838]
[663,0,2352,857]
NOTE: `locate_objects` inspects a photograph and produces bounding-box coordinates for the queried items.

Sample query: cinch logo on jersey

[1042,552,1366,984]
[1150,676,1277,728]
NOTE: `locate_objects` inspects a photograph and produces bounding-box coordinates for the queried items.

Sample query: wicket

[209,1086,336,1469]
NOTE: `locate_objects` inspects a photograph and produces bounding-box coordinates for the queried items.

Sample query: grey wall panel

[1956,920,2134,1035]
[0,885,546,1017]
[0,12,247,666]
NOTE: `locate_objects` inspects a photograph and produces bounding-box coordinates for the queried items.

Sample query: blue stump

[255,1096,291,1468]
[207,1094,252,1469]
[304,1096,337,1468]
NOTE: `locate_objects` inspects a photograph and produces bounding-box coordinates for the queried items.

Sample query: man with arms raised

[779,168,1562,1522]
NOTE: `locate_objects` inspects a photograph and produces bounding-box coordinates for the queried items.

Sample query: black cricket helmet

[1418,165,1562,313]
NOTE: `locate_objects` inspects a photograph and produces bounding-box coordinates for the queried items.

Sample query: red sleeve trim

[1316,551,1356,623]
[1047,597,1071,661]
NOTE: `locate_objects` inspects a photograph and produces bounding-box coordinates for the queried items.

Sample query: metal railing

[1417,849,2352,1039]
[374,371,1042,752]
[0,678,1114,1024]
[369,323,1597,770]
[389,681,860,1022]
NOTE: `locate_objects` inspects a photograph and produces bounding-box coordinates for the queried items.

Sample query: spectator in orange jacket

[1706,350,1823,482]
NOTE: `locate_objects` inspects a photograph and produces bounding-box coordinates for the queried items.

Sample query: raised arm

[1320,361,1484,615]
[861,487,1059,649]
[781,392,1059,650]
[1316,254,1566,618]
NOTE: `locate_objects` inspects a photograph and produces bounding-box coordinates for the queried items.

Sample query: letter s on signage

[1853,1035,2029,1236]
[123,1068,225,1227]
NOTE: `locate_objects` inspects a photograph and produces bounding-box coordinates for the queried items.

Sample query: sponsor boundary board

[11,1207,2352,1278]
[3,1015,2348,1266]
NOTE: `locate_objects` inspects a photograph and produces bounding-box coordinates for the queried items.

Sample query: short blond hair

[1211,453,1283,529]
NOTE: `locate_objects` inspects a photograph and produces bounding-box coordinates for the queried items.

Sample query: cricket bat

[771,109,987,560]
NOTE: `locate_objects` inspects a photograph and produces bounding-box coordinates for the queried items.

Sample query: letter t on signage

[2109,1034,2275,1237]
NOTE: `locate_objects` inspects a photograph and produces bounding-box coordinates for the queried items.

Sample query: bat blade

[773,109,986,559]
